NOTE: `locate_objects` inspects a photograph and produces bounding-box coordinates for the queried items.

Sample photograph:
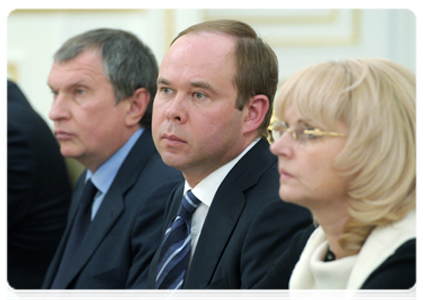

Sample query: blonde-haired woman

[258,58,415,289]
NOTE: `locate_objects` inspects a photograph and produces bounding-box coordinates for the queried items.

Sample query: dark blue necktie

[155,190,201,289]
[51,179,97,288]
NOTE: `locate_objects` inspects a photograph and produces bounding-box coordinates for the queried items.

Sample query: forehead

[48,50,106,86]
[278,104,301,123]
[160,33,237,81]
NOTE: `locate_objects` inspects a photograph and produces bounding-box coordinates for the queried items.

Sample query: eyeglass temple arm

[303,128,346,137]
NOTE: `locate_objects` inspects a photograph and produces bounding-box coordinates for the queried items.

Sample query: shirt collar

[184,138,260,207]
[85,127,144,194]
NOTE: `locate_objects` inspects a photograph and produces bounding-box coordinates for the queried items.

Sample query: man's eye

[161,87,173,95]
[193,92,206,100]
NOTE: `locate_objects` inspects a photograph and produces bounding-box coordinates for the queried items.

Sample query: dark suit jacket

[42,130,183,289]
[7,80,72,289]
[148,138,312,289]
[255,225,416,289]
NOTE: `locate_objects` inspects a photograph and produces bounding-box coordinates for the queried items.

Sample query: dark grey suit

[8,80,72,289]
[148,138,312,289]
[42,130,183,289]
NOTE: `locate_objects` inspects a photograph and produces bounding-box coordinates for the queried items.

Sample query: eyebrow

[191,81,217,95]
[157,77,171,86]
[283,119,311,128]
[157,77,218,95]
[48,79,89,91]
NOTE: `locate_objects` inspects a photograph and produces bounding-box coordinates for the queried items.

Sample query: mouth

[161,133,187,146]
[279,169,294,181]
[54,129,73,141]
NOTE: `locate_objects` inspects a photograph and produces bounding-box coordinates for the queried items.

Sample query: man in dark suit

[41,29,182,289]
[7,80,72,289]
[148,19,312,289]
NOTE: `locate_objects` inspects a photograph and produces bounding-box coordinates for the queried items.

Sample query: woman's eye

[306,132,317,140]
[297,125,316,140]
[304,128,318,140]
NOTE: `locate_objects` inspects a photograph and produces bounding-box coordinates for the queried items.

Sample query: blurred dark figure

[7,80,72,289]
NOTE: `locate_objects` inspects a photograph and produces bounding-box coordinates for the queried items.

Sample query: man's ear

[125,87,150,126]
[242,95,269,135]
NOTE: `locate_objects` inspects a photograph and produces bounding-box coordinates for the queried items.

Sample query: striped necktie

[155,190,201,289]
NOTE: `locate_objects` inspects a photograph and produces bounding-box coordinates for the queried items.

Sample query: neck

[312,203,350,260]
[183,136,260,188]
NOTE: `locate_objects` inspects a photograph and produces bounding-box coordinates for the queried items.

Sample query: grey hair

[54,28,158,128]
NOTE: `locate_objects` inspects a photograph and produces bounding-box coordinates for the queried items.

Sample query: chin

[279,189,303,205]
[160,153,185,170]
[59,146,82,160]
[59,148,76,158]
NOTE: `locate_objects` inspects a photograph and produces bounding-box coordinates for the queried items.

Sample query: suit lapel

[183,138,276,288]
[42,174,87,287]
[58,130,157,287]
[67,174,87,227]
[63,188,126,284]
[184,181,246,288]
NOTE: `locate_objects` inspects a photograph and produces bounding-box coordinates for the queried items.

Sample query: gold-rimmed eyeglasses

[270,121,346,144]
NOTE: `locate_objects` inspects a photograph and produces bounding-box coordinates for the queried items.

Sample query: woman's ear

[242,94,269,134]
[125,88,150,127]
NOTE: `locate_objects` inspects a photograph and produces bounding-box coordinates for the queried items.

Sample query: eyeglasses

[271,121,346,144]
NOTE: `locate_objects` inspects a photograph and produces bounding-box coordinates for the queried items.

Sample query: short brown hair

[173,19,279,137]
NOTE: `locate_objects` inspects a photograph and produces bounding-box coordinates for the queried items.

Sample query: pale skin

[270,104,352,259]
[152,32,269,188]
[48,50,150,172]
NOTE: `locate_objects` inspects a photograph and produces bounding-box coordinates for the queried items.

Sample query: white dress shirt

[184,138,260,259]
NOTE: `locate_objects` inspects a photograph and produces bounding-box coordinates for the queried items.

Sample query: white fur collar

[290,210,416,289]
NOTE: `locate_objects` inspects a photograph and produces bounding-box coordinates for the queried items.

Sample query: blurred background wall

[8,9,416,126]
[7,9,416,183]
[5,8,420,182]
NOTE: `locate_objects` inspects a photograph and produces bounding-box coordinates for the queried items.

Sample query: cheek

[151,116,161,137]
[190,111,222,136]
[310,162,347,196]
[295,156,333,195]
[152,99,163,119]
[152,102,168,129]
[83,111,124,144]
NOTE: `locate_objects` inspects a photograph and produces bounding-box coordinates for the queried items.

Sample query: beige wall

[7,8,416,185]
[7,9,416,125]
[5,8,420,185]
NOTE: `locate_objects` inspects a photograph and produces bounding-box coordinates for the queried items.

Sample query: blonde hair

[276,58,416,255]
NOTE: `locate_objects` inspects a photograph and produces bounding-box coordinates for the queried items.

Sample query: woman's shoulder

[361,238,416,289]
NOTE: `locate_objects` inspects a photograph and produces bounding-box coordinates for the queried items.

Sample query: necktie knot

[178,190,201,217]
[80,179,98,207]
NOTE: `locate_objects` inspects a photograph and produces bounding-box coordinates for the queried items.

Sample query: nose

[270,133,294,159]
[165,94,188,124]
[48,93,71,122]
